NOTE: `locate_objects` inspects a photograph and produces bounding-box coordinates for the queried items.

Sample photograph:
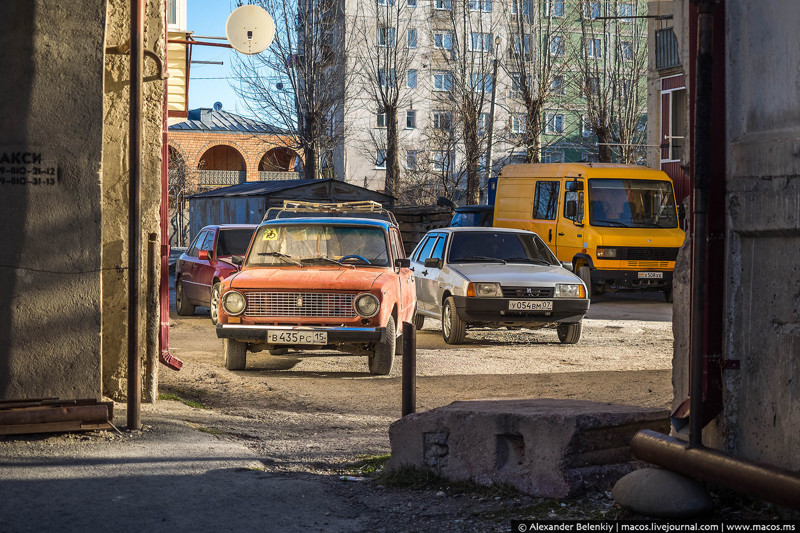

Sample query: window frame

[532,180,560,220]
[545,112,565,134]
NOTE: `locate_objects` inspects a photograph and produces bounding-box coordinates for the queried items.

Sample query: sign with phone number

[0,150,58,189]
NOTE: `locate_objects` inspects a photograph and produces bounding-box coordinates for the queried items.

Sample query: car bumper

[216,324,385,344]
[451,296,589,324]
[592,269,674,290]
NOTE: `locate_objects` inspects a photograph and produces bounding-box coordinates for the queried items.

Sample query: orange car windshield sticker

[262,228,279,241]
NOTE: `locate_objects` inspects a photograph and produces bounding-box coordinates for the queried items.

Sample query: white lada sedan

[409,227,590,344]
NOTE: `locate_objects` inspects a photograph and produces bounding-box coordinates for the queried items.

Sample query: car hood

[229,267,386,291]
[448,263,582,286]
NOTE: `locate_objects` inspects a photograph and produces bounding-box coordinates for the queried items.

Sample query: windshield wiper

[455,256,506,264]
[300,257,355,268]
[257,252,303,266]
[505,257,552,265]
[593,219,630,228]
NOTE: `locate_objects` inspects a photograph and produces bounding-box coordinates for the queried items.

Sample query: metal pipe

[632,430,800,510]
[484,40,500,201]
[688,0,716,448]
[401,321,416,417]
[127,0,144,430]
[144,233,159,403]
[167,39,233,49]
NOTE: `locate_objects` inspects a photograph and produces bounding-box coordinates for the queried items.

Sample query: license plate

[508,300,553,311]
[637,272,664,279]
[266,330,328,345]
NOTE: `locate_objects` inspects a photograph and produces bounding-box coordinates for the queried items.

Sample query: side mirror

[565,179,584,191]
[424,257,442,269]
[231,255,244,266]
[395,258,411,268]
[565,200,577,218]
[198,250,210,260]
[561,261,574,272]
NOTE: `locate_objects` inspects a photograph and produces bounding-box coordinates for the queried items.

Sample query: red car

[175,224,257,324]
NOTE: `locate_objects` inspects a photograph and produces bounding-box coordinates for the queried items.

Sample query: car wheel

[176,278,196,316]
[224,339,247,370]
[441,296,466,344]
[664,286,673,303]
[209,282,221,325]
[577,265,596,301]
[369,316,395,375]
[557,321,582,344]
[268,347,289,355]
[413,312,425,330]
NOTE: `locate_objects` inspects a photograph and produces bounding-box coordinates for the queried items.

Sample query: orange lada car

[215,210,416,375]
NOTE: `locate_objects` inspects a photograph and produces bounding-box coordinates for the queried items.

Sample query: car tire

[577,265,596,301]
[224,339,247,370]
[441,296,466,345]
[176,278,196,316]
[268,347,289,355]
[369,316,395,375]
[209,282,221,325]
[557,321,582,344]
[413,312,425,330]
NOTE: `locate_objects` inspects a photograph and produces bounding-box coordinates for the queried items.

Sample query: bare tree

[350,0,418,197]
[500,0,573,163]
[575,0,648,163]
[231,0,350,179]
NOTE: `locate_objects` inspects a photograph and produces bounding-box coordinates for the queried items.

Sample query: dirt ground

[153,286,699,530]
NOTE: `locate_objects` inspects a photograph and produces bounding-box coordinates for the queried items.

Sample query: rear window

[217,229,254,256]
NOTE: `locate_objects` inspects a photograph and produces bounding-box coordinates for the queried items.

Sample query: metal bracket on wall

[106,40,169,81]
[708,354,740,370]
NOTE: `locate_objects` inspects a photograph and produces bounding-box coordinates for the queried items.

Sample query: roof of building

[169,108,288,134]
[188,179,394,201]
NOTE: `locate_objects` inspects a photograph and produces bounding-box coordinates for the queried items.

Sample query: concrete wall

[721,0,800,469]
[0,2,106,400]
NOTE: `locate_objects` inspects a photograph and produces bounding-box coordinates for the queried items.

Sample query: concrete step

[387,398,669,498]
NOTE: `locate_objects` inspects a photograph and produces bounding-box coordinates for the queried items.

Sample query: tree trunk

[464,109,481,205]
[524,101,542,163]
[596,127,613,162]
[385,105,399,197]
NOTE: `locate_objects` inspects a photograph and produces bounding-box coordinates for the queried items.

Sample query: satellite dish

[225,5,275,55]
[213,101,223,112]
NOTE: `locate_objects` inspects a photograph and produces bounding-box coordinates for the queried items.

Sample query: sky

[186,0,254,117]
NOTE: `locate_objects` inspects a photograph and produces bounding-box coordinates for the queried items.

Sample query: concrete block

[387,399,670,498]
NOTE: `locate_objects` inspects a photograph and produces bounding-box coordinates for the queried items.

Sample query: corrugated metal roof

[169,108,288,134]
[188,179,394,201]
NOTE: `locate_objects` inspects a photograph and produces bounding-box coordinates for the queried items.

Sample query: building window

[543,151,565,164]
[551,75,565,95]
[407,69,417,88]
[510,72,529,96]
[469,0,492,12]
[550,35,564,57]
[378,68,395,87]
[584,76,600,97]
[618,2,635,22]
[433,111,452,131]
[619,41,633,61]
[545,112,564,134]
[406,150,418,170]
[377,110,386,128]
[582,115,593,137]
[547,0,564,17]
[511,114,526,134]
[583,0,600,19]
[378,0,395,5]
[407,28,417,48]
[434,32,453,50]
[433,71,453,92]
[513,34,531,57]
[406,110,417,129]
[434,0,452,10]
[376,149,387,169]
[433,151,451,172]
[477,112,489,135]
[511,0,532,18]
[586,38,602,59]
[470,32,493,52]
[407,0,417,6]
[470,73,492,93]
[377,27,396,47]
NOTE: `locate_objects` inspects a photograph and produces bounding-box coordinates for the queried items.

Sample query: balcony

[258,171,301,181]
[197,170,245,186]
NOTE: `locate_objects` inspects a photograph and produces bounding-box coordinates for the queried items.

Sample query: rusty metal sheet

[0,399,113,436]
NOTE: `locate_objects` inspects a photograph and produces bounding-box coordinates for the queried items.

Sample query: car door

[390,228,415,324]
[180,229,207,303]
[423,234,448,317]
[409,234,438,314]
[412,233,445,316]
[529,179,561,249]
[194,229,218,303]
[558,187,585,264]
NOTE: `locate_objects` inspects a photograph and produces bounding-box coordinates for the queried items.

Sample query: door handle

[548,229,553,241]
[422,270,429,276]
[558,232,565,236]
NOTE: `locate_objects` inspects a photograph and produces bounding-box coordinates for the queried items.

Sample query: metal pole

[401,321,416,417]
[688,0,716,448]
[127,0,144,430]
[485,39,500,201]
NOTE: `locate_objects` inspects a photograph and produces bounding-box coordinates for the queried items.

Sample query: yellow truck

[492,163,685,301]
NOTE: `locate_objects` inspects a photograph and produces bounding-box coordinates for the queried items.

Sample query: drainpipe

[127,0,145,430]
[630,0,800,510]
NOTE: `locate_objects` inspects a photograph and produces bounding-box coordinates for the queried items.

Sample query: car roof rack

[264,200,398,226]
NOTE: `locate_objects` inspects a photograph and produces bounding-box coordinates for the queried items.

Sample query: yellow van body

[493,163,686,301]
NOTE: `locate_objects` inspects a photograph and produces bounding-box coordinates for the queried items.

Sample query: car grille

[243,291,356,318]
[617,247,679,261]
[501,286,554,298]
[627,260,671,269]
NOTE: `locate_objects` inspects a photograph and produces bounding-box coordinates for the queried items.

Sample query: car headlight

[467,282,502,297]
[555,284,586,298]
[354,293,380,318]
[596,247,617,259]
[222,290,246,316]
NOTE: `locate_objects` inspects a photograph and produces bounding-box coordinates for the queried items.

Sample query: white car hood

[448,263,582,286]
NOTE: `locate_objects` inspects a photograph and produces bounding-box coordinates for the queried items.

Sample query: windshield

[217,229,255,257]
[588,179,678,228]
[448,231,558,265]
[245,224,390,267]
[450,209,492,227]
